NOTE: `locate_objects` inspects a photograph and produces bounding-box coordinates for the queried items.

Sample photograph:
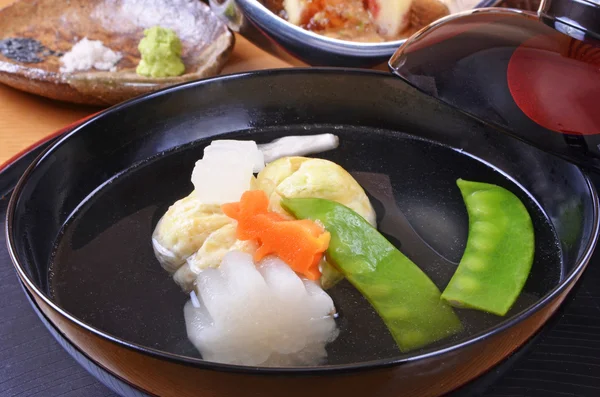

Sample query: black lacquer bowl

[5,69,600,397]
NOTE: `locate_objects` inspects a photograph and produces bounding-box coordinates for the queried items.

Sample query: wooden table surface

[0,0,296,165]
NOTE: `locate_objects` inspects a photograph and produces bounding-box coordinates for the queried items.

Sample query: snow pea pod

[441,179,535,316]
[281,197,463,352]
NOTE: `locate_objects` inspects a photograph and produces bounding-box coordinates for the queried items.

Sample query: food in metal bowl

[264,0,452,42]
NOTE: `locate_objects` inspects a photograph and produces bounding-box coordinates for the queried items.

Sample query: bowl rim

[233,0,502,57]
[6,68,600,375]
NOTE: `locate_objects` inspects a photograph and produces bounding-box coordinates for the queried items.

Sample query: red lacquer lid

[390,0,600,171]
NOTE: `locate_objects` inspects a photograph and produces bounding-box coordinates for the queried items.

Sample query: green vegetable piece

[441,179,535,316]
[136,26,185,78]
[281,198,463,352]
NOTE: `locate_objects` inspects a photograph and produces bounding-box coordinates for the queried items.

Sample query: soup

[49,126,562,367]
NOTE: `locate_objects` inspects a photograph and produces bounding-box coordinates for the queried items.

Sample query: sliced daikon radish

[204,140,265,172]
[191,154,254,204]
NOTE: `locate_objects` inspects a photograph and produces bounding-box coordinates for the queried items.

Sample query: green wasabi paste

[136,26,185,78]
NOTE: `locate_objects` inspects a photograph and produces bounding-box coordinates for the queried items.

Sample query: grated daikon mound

[59,38,122,73]
[184,251,339,366]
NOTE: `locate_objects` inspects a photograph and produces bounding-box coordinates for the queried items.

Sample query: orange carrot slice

[221,190,330,280]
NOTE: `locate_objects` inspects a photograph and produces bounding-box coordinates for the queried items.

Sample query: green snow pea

[441,179,535,316]
[281,197,463,352]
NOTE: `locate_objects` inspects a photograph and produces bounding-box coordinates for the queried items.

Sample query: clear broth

[49,125,562,366]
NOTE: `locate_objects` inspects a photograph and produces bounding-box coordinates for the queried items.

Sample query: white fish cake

[184,251,339,367]
[258,134,339,163]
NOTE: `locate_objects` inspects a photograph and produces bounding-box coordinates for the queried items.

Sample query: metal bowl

[209,0,500,67]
